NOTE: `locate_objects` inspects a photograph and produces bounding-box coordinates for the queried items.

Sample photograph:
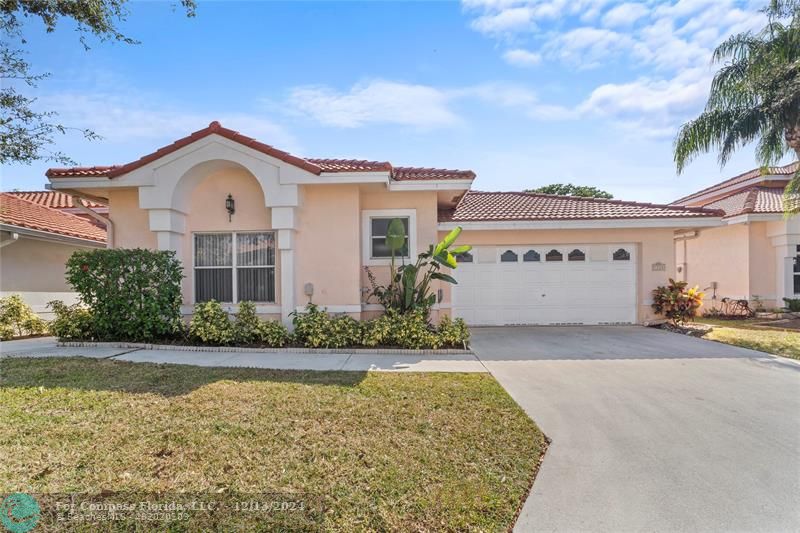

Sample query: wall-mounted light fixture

[225,194,235,221]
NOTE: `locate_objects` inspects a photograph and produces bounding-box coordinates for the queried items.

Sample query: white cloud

[545,27,634,68]
[40,90,300,151]
[286,80,460,129]
[502,48,542,67]
[470,6,536,35]
[601,3,649,27]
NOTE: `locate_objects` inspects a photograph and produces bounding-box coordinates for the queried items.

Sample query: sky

[1,0,792,202]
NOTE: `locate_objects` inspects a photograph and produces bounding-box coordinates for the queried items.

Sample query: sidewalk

[0,337,487,373]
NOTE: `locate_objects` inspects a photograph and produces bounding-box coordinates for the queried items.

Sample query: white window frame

[361,209,417,266]
[193,231,277,304]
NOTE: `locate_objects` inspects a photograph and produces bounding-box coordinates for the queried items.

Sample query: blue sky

[1,0,790,202]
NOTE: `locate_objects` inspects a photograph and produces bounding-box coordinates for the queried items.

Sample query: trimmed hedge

[48,295,471,350]
[66,248,184,341]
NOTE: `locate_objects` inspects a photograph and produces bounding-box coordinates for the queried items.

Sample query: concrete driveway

[472,326,800,532]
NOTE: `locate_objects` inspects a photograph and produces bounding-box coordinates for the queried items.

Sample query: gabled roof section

[439,191,723,222]
[671,161,798,206]
[0,193,107,243]
[701,186,789,218]
[46,121,322,178]
[7,191,105,209]
[46,122,476,183]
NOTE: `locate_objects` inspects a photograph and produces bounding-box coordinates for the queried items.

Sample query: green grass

[695,319,800,360]
[0,357,545,531]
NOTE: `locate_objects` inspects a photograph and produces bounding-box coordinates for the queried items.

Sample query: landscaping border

[58,341,473,355]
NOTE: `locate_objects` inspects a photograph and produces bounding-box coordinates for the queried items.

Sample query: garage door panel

[453,243,636,326]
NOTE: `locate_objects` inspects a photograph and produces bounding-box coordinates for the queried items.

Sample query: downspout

[673,230,699,283]
[0,232,19,248]
[69,194,114,248]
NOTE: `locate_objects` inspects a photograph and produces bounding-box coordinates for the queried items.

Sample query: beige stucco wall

[109,188,156,249]
[295,184,361,309]
[183,168,275,306]
[449,227,678,323]
[359,188,444,315]
[677,221,779,309]
[0,234,94,316]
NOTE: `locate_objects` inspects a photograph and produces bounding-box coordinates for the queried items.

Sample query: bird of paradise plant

[365,220,471,320]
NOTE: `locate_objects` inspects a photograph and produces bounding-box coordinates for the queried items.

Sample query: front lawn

[695,319,800,360]
[0,357,545,531]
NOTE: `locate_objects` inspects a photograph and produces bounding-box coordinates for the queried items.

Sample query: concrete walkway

[472,326,800,533]
[0,337,487,373]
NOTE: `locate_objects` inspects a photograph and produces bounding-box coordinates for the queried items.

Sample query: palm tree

[674,0,800,211]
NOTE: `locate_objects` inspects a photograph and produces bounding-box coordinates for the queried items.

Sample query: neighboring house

[44,121,722,326]
[671,161,799,310]
[0,193,107,317]
[9,191,108,225]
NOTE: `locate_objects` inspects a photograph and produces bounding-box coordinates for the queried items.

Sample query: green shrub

[232,301,261,344]
[783,298,800,312]
[255,320,290,347]
[360,312,395,347]
[0,294,48,340]
[66,248,184,341]
[189,301,234,345]
[291,304,361,349]
[390,310,441,349]
[47,300,94,340]
[652,279,705,325]
[437,315,470,348]
[233,301,289,347]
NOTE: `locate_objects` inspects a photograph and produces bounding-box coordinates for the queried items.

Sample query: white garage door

[452,244,637,326]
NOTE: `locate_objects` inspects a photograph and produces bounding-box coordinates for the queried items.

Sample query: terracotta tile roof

[393,166,475,181]
[701,186,789,218]
[307,158,392,172]
[47,122,476,182]
[672,161,798,205]
[439,191,723,222]
[0,193,107,243]
[7,191,105,209]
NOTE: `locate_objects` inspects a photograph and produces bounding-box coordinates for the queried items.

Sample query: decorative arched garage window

[545,249,563,262]
[568,249,586,261]
[500,250,518,262]
[613,248,631,261]
[523,250,540,262]
[456,251,473,263]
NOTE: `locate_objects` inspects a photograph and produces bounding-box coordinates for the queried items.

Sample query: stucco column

[149,209,186,254]
[277,229,295,328]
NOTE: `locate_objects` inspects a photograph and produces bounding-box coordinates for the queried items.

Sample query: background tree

[674,0,800,211]
[1,0,196,166]
[526,183,614,199]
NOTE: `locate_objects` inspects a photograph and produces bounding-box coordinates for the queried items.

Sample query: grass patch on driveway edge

[696,319,800,360]
[0,356,546,531]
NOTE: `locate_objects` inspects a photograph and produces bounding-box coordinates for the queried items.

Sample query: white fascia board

[0,224,105,247]
[723,213,785,225]
[676,174,791,206]
[388,179,473,192]
[438,217,724,231]
[288,171,390,185]
[48,177,116,190]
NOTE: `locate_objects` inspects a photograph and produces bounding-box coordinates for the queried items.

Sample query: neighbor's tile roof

[0,193,107,242]
[701,186,789,218]
[672,161,798,205]
[7,191,105,209]
[47,122,476,182]
[439,191,723,222]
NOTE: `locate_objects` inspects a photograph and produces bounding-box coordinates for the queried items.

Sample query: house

[671,161,799,311]
[44,121,723,326]
[0,192,107,317]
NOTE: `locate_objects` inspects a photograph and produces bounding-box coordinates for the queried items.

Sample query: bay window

[194,232,275,303]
